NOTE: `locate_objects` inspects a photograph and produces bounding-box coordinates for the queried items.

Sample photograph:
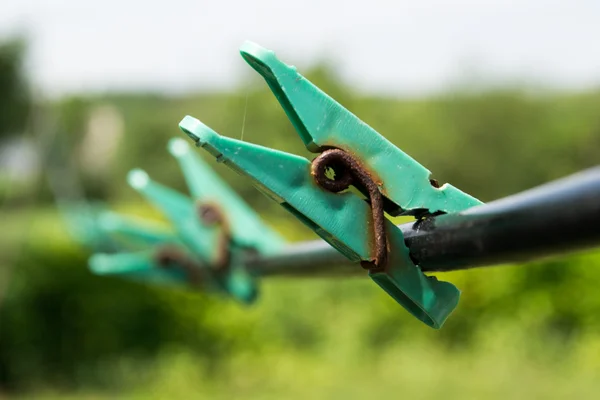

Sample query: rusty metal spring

[197,203,232,271]
[310,149,388,271]
[155,246,205,286]
[155,203,232,286]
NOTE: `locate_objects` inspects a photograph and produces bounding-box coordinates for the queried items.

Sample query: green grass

[15,339,600,399]
[4,208,600,399]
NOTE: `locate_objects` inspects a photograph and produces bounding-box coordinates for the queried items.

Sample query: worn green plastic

[127,168,253,298]
[179,118,460,328]
[239,41,482,216]
[89,246,256,302]
[177,41,487,327]
[123,142,270,303]
[87,212,195,284]
[127,169,221,265]
[57,201,190,283]
[168,137,284,254]
[80,134,272,303]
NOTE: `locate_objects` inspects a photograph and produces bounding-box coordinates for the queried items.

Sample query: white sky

[1,0,600,96]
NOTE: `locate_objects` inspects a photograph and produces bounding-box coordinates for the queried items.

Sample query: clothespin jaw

[116,140,276,304]
[178,41,487,327]
[167,138,284,254]
[127,169,222,264]
[167,138,279,303]
[84,209,205,289]
[179,118,460,327]
[88,245,257,302]
[58,200,195,286]
[60,142,266,302]
[89,212,217,290]
[238,41,482,217]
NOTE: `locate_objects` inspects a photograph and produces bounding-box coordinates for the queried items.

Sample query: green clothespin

[178,42,484,328]
[120,139,286,303]
[127,169,222,265]
[57,197,193,284]
[126,167,254,301]
[87,212,202,285]
[168,137,284,254]
[89,211,224,292]
[238,41,482,216]
[168,138,286,302]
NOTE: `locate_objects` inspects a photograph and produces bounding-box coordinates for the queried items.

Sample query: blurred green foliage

[51,75,600,204]
[1,47,600,397]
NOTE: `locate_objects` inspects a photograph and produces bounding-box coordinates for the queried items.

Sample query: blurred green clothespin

[87,211,195,285]
[90,138,285,303]
[58,202,195,286]
[179,41,483,328]
[167,137,284,254]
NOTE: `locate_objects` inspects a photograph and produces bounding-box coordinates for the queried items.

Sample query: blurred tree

[0,38,30,139]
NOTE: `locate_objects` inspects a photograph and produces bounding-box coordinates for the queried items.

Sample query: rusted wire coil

[155,246,205,286]
[310,149,388,271]
[155,203,232,286]
[197,203,231,271]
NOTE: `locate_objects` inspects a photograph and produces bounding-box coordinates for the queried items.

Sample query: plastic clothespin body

[167,138,286,302]
[127,169,222,265]
[123,170,253,302]
[168,138,284,254]
[179,42,484,327]
[91,139,285,303]
[239,41,482,216]
[180,119,459,327]
[58,200,190,285]
[85,210,200,287]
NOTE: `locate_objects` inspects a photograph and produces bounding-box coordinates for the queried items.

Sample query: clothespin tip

[127,169,150,190]
[88,254,113,275]
[179,116,213,145]
[239,41,272,63]
[168,137,191,156]
[179,116,222,149]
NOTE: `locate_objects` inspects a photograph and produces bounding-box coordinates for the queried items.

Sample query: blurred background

[1,1,600,399]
